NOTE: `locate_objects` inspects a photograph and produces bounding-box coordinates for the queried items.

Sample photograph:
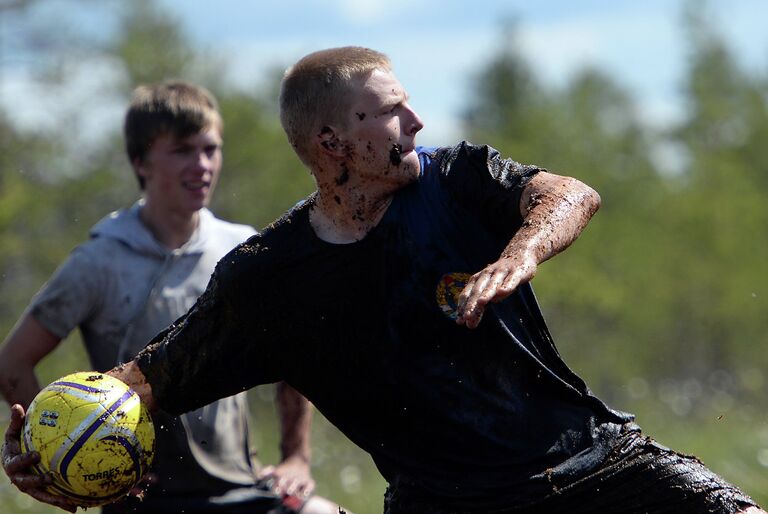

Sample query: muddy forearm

[455,171,600,329]
[504,172,600,265]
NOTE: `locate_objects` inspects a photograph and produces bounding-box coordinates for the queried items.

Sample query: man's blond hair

[279,47,391,165]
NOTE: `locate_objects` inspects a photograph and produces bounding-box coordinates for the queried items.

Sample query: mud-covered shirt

[138,141,634,508]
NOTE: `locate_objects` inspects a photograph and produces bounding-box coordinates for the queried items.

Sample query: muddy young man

[5,48,765,513]
[0,81,346,514]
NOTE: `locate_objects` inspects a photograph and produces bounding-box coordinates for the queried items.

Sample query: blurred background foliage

[1,0,766,512]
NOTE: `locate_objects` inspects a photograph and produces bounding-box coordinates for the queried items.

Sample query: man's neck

[310,185,393,244]
[139,201,200,250]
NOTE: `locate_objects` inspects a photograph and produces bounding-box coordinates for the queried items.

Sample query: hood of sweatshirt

[89,199,217,258]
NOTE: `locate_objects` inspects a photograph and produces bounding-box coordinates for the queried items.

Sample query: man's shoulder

[416,144,445,173]
[416,141,486,177]
[41,237,125,293]
[418,141,543,186]
[259,196,312,240]
[71,234,128,265]
[216,200,312,276]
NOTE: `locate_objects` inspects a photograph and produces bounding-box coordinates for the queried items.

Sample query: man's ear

[132,157,148,178]
[316,125,345,157]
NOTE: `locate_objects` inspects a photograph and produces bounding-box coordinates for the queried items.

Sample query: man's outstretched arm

[456,171,600,328]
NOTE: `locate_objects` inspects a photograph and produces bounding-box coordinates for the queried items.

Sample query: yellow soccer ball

[21,371,155,507]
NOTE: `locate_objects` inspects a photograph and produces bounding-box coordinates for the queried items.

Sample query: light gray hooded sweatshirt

[30,200,258,498]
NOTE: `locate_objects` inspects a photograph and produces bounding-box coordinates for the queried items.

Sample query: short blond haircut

[279,46,391,165]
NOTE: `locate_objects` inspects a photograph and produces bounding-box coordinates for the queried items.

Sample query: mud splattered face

[338,68,424,188]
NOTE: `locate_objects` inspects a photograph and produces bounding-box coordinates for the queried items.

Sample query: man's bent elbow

[565,176,601,217]
[584,182,601,216]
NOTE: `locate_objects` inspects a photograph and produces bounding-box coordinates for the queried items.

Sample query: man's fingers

[493,272,523,302]
[458,267,530,327]
[5,404,25,441]
[8,472,75,513]
[275,475,306,495]
[457,272,489,314]
[290,477,313,496]
[3,406,78,514]
[9,469,51,489]
[455,277,475,314]
[477,270,512,304]
[5,452,42,476]
[457,257,538,327]
[278,477,298,495]
[296,478,315,496]
[275,476,315,499]
[458,269,506,327]
[3,404,26,468]
[3,406,40,470]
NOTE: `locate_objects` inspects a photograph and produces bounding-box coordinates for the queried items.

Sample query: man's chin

[183,199,209,214]
[401,151,420,173]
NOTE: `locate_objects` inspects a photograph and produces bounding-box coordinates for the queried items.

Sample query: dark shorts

[101,479,309,514]
[385,426,760,514]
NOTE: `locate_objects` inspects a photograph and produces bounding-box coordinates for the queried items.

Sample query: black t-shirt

[138,141,634,507]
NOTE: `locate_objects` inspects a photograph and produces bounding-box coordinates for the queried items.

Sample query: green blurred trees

[1,0,766,512]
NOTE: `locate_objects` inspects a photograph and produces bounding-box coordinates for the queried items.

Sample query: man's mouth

[183,180,210,191]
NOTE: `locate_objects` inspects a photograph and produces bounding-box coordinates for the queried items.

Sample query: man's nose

[404,104,424,136]
[193,151,214,172]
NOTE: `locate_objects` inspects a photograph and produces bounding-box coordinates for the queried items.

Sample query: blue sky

[3,0,768,146]
[164,0,768,145]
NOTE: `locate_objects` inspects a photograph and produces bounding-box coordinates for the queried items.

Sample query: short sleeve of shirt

[29,246,103,339]
[425,141,544,238]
